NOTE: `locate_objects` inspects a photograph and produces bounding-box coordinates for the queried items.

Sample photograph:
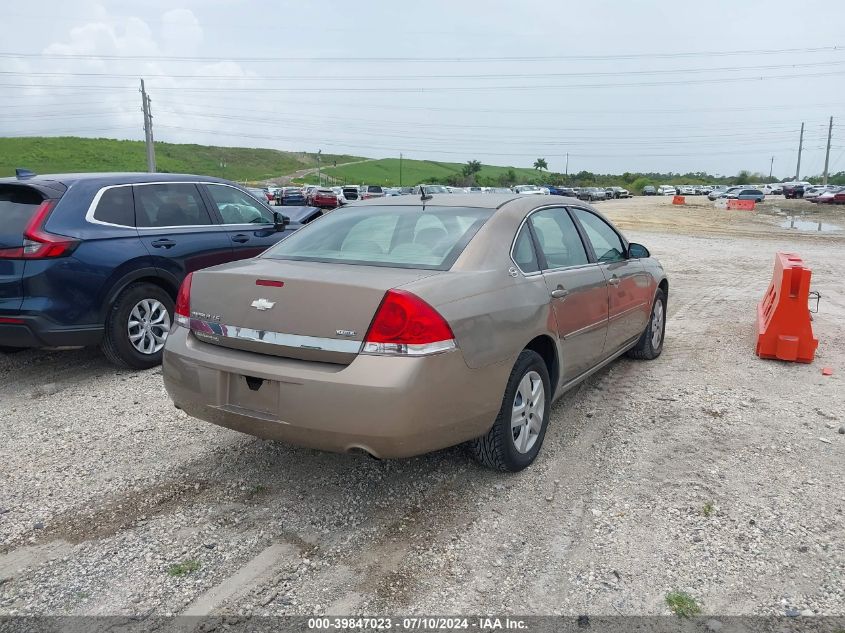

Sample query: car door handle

[550,288,569,299]
[231,234,250,243]
[151,239,175,249]
[607,275,621,286]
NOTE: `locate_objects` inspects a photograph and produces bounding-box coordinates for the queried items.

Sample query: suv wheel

[101,282,174,369]
[468,350,551,472]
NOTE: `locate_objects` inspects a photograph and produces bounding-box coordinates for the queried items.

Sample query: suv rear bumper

[0,315,102,348]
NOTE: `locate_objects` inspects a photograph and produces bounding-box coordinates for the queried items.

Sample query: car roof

[346,192,589,211]
[0,172,234,187]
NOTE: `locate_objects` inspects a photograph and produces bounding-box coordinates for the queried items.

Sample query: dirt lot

[1,195,843,618]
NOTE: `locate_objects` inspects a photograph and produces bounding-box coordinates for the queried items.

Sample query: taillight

[174,272,193,328]
[363,289,456,356]
[0,200,78,260]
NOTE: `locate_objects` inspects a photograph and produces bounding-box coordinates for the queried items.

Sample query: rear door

[202,183,292,259]
[570,207,652,353]
[0,184,48,314]
[526,207,609,381]
[134,183,234,284]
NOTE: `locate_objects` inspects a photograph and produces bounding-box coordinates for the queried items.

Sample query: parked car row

[807,185,845,203]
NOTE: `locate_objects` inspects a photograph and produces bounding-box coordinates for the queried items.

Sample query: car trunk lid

[187,258,442,364]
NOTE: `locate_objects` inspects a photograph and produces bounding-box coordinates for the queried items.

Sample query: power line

[1,44,841,63]
[3,69,845,93]
[4,59,845,81]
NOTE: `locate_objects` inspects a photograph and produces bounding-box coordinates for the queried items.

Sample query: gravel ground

[1,197,843,617]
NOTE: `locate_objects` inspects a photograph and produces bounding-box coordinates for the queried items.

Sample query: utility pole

[317,149,321,186]
[769,156,774,179]
[565,153,569,179]
[795,122,804,181]
[399,152,403,187]
[822,116,833,185]
[140,79,156,173]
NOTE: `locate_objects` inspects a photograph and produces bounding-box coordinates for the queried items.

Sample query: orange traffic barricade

[672,195,685,205]
[727,199,756,211]
[756,252,818,363]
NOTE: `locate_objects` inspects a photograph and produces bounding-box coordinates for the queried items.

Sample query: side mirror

[273,211,290,232]
[628,242,650,259]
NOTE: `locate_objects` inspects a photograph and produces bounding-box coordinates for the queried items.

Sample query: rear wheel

[101,283,174,369]
[627,288,666,360]
[469,350,551,472]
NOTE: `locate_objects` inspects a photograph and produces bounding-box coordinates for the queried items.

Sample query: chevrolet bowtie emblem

[250,298,276,311]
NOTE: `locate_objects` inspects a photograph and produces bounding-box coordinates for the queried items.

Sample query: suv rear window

[263,206,492,270]
[93,186,135,226]
[0,185,45,241]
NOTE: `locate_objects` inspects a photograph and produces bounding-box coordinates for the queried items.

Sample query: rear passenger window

[529,208,589,269]
[93,186,134,226]
[512,224,539,273]
[134,184,212,228]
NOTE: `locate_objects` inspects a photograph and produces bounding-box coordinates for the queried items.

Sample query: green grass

[665,591,702,618]
[0,137,361,182]
[167,559,201,577]
[323,158,543,187]
[702,501,715,517]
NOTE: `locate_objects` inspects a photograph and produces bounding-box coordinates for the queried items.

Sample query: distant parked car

[543,185,569,196]
[804,185,837,200]
[446,186,467,193]
[485,187,514,194]
[830,190,845,204]
[642,185,657,196]
[707,185,730,200]
[725,188,764,202]
[413,184,450,195]
[782,182,811,199]
[342,186,360,201]
[578,187,606,202]
[814,187,843,204]
[677,185,694,195]
[0,171,299,367]
[658,185,677,196]
[513,185,546,195]
[360,185,385,200]
[607,187,631,199]
[310,188,341,208]
[276,187,307,206]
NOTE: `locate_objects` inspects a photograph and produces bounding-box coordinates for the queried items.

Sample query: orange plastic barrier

[756,252,818,363]
[672,195,685,205]
[727,199,755,211]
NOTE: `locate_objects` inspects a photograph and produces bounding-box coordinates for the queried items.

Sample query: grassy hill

[0,137,361,182]
[322,158,542,187]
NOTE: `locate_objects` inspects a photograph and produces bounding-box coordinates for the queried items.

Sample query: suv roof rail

[16,168,37,180]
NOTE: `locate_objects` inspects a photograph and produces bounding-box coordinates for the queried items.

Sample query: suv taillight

[174,272,193,328]
[0,200,78,260]
[363,289,455,356]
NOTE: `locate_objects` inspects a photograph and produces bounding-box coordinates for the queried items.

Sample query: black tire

[468,350,551,472]
[101,282,174,369]
[627,288,666,360]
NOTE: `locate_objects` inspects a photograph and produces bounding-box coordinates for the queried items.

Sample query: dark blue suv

[0,172,320,368]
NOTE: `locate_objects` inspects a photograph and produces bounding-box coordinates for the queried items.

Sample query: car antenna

[420,187,433,209]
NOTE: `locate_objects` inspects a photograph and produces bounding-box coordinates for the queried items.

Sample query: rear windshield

[263,206,492,270]
[0,185,45,238]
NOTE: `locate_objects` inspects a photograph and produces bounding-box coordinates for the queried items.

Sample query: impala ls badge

[250,298,276,311]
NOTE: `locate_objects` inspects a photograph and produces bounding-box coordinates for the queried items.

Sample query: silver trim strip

[188,318,362,354]
[509,205,597,277]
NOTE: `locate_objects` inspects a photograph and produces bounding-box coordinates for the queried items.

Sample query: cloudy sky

[2,0,844,177]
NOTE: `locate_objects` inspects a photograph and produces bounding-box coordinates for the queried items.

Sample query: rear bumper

[0,315,102,348]
[162,327,509,458]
